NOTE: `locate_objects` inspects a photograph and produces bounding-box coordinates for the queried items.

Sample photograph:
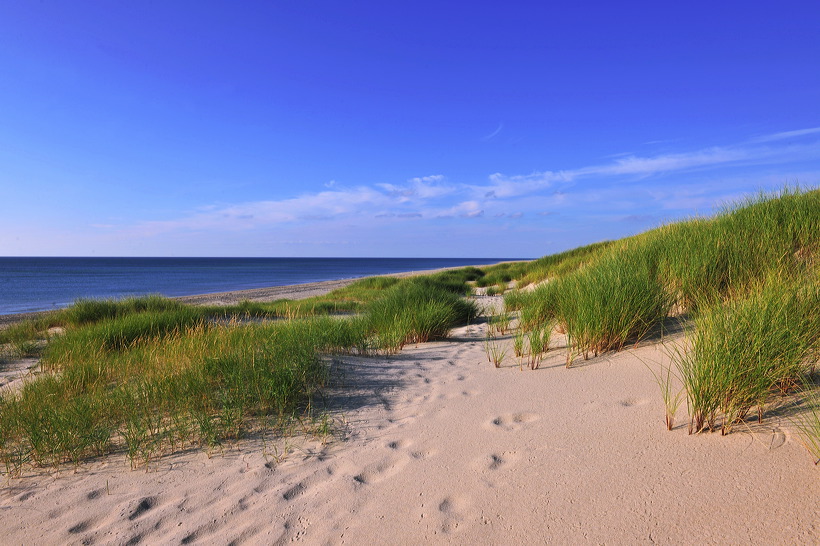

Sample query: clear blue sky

[1,1,818,258]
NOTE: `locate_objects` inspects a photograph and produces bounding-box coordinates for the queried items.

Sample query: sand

[2,285,819,544]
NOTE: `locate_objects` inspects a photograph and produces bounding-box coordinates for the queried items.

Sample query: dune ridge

[2,290,818,544]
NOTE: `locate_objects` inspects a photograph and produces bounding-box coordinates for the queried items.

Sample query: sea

[0,257,515,315]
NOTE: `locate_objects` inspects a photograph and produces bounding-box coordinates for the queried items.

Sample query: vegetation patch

[0,271,481,475]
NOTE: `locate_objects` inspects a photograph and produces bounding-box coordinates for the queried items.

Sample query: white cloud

[377,174,454,201]
[750,126,820,143]
[576,146,752,177]
[105,127,820,243]
[470,171,570,200]
[482,123,504,141]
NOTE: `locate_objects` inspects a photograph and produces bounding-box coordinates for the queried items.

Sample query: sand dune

[2,294,819,544]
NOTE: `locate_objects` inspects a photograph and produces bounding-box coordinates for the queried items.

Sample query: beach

[1,279,819,544]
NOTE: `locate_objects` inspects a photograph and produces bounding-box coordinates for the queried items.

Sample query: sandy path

[2,295,818,544]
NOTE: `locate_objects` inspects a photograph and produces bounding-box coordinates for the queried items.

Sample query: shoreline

[0,262,520,328]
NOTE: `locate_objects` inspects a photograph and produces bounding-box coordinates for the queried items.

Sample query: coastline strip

[0,262,522,328]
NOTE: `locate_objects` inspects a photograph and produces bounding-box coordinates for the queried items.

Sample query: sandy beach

[1,282,819,544]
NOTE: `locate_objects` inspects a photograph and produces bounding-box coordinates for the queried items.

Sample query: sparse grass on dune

[1,317,355,473]
[794,377,820,465]
[0,272,481,475]
[500,187,820,457]
[5,188,820,474]
[673,275,820,434]
[508,189,820,356]
[0,321,46,360]
[59,295,186,326]
[365,277,478,353]
[549,247,671,364]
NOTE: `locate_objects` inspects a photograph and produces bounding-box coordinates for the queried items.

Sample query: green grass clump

[46,308,206,364]
[59,295,185,325]
[652,188,820,309]
[474,262,527,288]
[0,317,350,473]
[517,240,614,285]
[508,283,560,332]
[555,249,671,364]
[0,270,484,474]
[673,276,820,434]
[364,278,478,352]
[526,325,552,370]
[793,379,820,465]
[430,266,485,288]
[0,321,46,359]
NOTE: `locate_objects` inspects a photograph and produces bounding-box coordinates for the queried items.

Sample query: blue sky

[1,1,819,258]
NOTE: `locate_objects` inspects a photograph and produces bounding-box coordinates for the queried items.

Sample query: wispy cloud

[105,127,820,241]
[482,122,504,141]
[575,146,752,177]
[750,126,820,143]
[377,175,454,200]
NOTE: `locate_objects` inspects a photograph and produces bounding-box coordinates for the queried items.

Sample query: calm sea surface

[0,257,514,315]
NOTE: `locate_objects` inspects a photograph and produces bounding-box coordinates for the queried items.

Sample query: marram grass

[0,272,481,475]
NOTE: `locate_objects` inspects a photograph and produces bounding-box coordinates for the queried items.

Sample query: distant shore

[0,262,520,328]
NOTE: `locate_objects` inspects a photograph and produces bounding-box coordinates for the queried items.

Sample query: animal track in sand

[17,490,36,502]
[180,519,222,544]
[124,533,143,545]
[438,388,479,401]
[486,412,539,431]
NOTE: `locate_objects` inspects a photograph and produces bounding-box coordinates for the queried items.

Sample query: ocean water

[0,257,513,315]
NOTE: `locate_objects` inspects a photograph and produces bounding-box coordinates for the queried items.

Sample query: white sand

[2,294,819,544]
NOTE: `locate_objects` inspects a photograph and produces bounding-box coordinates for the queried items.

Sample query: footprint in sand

[128,496,157,521]
[68,520,92,534]
[410,448,436,460]
[471,451,519,472]
[387,439,412,450]
[86,489,104,501]
[353,455,409,485]
[485,412,539,432]
[282,462,346,501]
[618,397,650,408]
[436,495,472,534]
[768,428,787,449]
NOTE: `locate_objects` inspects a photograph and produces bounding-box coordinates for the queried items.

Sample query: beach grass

[0,272,480,474]
[555,248,671,365]
[364,277,478,353]
[3,188,820,473]
[500,187,820,451]
[672,274,820,434]
[793,377,820,465]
